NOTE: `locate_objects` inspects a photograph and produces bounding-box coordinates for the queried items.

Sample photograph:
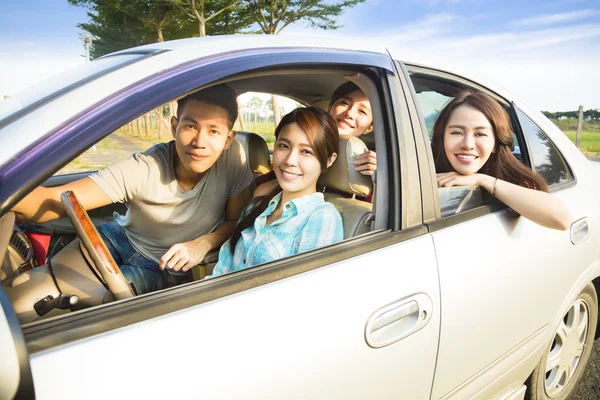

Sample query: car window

[408,72,488,216]
[56,104,173,175]
[515,107,574,187]
[235,92,303,151]
[438,186,484,217]
[408,70,535,218]
[414,91,453,139]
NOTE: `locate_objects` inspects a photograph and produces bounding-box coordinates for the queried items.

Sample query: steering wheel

[60,191,134,300]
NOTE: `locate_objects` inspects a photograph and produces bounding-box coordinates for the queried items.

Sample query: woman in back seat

[254,82,377,197]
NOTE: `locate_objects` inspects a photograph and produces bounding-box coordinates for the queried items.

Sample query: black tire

[526,283,598,400]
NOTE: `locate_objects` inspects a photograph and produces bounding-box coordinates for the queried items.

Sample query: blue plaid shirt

[210,192,343,277]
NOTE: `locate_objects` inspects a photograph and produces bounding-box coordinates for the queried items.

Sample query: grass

[562,131,600,154]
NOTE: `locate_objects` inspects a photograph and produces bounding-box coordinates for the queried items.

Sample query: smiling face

[443,105,496,175]
[171,99,235,188]
[329,90,373,137]
[273,122,333,202]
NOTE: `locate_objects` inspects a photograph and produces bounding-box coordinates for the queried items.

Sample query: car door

[0,46,441,399]
[402,63,600,399]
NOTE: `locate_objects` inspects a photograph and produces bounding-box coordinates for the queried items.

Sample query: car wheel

[526,283,598,400]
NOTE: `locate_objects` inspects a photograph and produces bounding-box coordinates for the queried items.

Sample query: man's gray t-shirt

[90,140,253,262]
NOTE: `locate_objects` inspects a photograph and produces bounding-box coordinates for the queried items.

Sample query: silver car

[1,35,599,400]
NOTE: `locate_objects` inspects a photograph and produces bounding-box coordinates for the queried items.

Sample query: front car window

[56,104,174,175]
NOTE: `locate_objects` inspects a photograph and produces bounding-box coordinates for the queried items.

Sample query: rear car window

[516,107,574,187]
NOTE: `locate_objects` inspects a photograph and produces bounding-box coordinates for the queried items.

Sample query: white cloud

[379,13,459,43]
[511,24,600,50]
[358,14,600,111]
[513,9,600,27]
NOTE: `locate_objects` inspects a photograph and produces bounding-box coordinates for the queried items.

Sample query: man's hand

[158,188,249,272]
[354,148,377,176]
[160,238,211,272]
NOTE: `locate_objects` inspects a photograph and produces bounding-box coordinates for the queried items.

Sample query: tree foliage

[167,0,252,36]
[243,0,366,124]
[69,0,252,58]
[69,0,196,58]
[245,0,367,34]
[542,109,600,121]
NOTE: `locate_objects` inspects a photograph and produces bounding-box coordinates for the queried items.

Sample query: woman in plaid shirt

[209,107,344,277]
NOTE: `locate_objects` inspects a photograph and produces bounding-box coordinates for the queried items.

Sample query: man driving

[12,84,253,294]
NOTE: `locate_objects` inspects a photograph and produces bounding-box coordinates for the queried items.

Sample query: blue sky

[1,0,599,111]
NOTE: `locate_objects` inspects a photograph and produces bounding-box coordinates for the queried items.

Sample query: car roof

[0,35,391,169]
[0,34,389,126]
[105,34,389,57]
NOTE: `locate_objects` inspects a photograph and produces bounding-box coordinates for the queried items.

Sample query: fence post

[576,105,583,149]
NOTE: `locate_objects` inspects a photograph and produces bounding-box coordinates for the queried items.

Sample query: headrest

[318,135,373,197]
[235,131,271,175]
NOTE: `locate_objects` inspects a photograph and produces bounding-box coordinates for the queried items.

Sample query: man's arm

[159,187,251,272]
[12,177,113,223]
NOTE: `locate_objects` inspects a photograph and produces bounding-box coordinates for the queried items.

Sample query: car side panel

[30,235,440,400]
[430,183,598,399]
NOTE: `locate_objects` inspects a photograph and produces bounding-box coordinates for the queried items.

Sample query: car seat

[318,134,374,239]
[235,131,271,177]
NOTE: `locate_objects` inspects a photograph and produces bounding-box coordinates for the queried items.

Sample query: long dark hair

[229,107,339,253]
[431,90,548,192]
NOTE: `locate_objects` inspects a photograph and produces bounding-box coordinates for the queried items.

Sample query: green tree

[245,0,367,34]
[167,0,252,36]
[584,109,600,121]
[69,0,251,58]
[244,0,367,123]
[69,0,196,58]
[248,96,264,131]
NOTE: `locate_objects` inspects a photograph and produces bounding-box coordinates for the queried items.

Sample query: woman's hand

[437,171,571,230]
[436,171,491,188]
[354,149,377,176]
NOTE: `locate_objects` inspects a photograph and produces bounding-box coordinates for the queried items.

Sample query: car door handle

[365,293,433,348]
[570,218,590,245]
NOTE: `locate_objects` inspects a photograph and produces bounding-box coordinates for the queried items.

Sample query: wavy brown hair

[228,107,339,253]
[431,90,548,192]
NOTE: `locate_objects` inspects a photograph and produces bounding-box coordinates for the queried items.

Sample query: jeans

[97,221,168,295]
